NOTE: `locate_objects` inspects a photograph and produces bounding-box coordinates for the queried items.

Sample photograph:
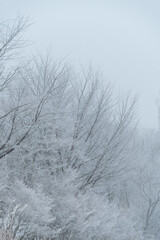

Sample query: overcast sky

[1,0,160,129]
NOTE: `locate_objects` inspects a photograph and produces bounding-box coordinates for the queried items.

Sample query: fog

[1,2,160,239]
[1,0,160,128]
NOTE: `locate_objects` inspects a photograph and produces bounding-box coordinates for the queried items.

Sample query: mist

[0,1,160,240]
[1,0,160,128]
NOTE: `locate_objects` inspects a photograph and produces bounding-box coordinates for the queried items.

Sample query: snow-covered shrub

[44,168,153,240]
[0,181,57,239]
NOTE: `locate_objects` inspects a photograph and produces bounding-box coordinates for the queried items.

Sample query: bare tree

[0,16,70,164]
[135,168,160,233]
[67,69,137,191]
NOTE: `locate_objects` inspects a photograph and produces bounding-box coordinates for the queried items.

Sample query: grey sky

[1,0,160,129]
